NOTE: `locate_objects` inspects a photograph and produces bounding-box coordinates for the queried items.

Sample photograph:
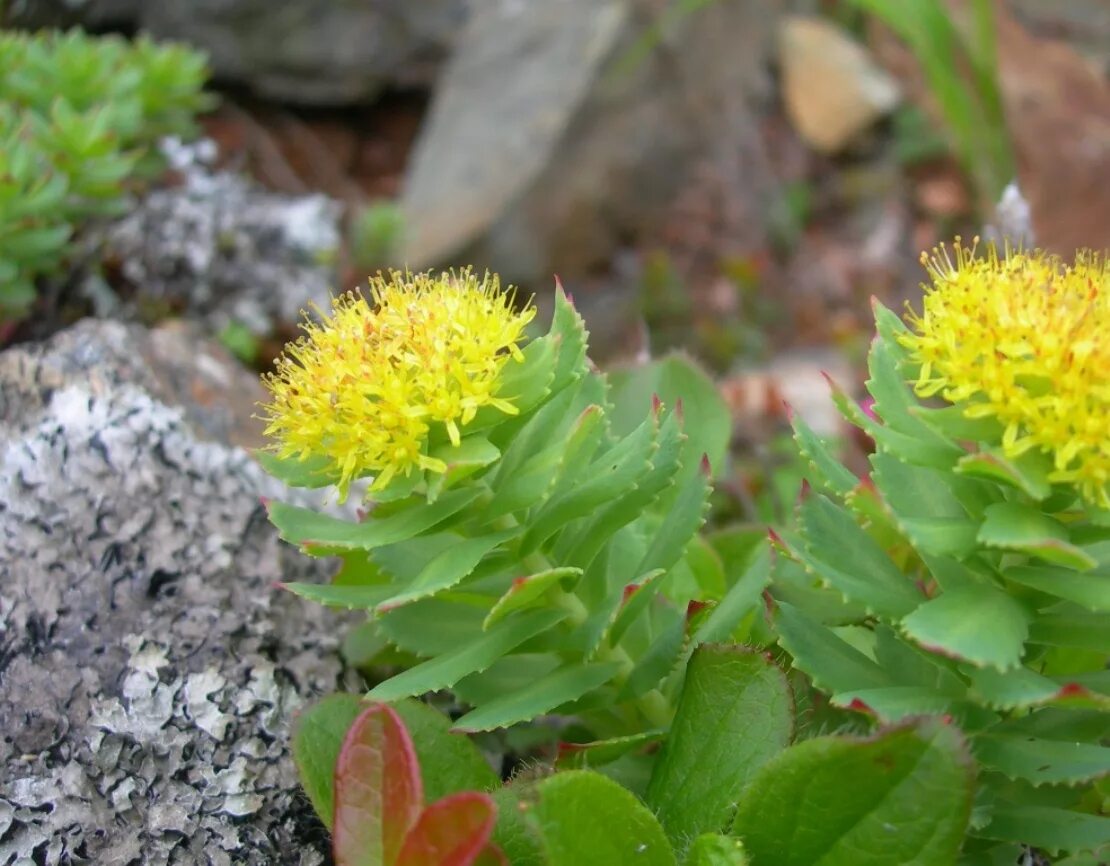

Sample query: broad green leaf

[393,792,498,866]
[391,701,499,801]
[367,609,567,701]
[267,488,481,550]
[333,704,423,866]
[956,449,1052,500]
[684,835,750,866]
[791,412,857,497]
[799,494,924,618]
[490,784,545,866]
[376,530,518,611]
[532,770,677,866]
[975,733,1110,787]
[1004,565,1110,612]
[900,583,1030,670]
[978,502,1096,570]
[733,719,974,866]
[609,353,731,479]
[292,693,365,828]
[978,804,1110,854]
[281,582,392,610]
[775,601,891,694]
[483,567,583,629]
[647,645,792,852]
[451,662,622,732]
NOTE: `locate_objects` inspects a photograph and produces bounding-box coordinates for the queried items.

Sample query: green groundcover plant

[0,29,213,316]
[263,251,1108,865]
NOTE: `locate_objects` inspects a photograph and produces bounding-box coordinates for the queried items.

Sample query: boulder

[399,0,784,286]
[141,0,469,105]
[0,319,356,865]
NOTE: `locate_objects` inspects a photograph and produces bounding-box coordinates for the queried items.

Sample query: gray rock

[2,0,138,28]
[0,320,356,865]
[399,0,783,286]
[90,147,341,339]
[141,0,470,105]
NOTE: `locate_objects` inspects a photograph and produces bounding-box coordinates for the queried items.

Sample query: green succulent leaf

[1004,565,1110,612]
[732,719,974,866]
[367,609,568,702]
[554,731,666,770]
[978,804,1110,855]
[978,502,1097,570]
[452,661,622,732]
[775,601,891,694]
[531,770,677,866]
[956,448,1052,500]
[974,732,1110,787]
[646,645,792,853]
[900,583,1030,671]
[791,412,858,497]
[280,582,392,611]
[483,567,583,629]
[267,488,481,551]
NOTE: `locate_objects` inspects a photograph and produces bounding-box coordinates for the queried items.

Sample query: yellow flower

[262,269,534,500]
[901,238,1110,507]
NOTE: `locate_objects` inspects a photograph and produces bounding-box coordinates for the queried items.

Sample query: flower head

[262,269,534,499]
[901,238,1110,507]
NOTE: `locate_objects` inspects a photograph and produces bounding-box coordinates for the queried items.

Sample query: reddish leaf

[333,704,424,866]
[394,792,498,866]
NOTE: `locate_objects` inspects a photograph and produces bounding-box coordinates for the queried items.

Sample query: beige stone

[779,15,901,154]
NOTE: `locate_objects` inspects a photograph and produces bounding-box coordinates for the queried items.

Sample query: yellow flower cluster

[262,270,535,499]
[902,239,1110,507]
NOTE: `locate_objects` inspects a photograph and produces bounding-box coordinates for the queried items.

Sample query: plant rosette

[774,239,1110,862]
[259,268,759,739]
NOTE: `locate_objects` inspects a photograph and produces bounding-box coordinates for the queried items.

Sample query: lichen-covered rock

[0,320,355,865]
[88,142,341,340]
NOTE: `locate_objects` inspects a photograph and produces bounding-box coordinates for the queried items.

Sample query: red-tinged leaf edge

[333,703,424,866]
[394,791,498,866]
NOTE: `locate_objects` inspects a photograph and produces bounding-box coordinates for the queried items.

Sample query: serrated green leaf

[1028,611,1110,652]
[974,733,1110,787]
[968,665,1061,710]
[632,456,711,578]
[829,686,956,719]
[268,487,481,551]
[281,582,393,610]
[452,661,622,732]
[900,584,1030,671]
[532,771,677,866]
[376,530,518,612]
[979,502,1096,570]
[791,413,858,497]
[549,283,589,395]
[692,545,771,647]
[733,719,974,866]
[956,448,1052,500]
[609,353,731,480]
[367,609,567,702]
[867,331,954,446]
[684,834,750,866]
[426,436,501,500]
[978,804,1110,854]
[647,646,792,854]
[559,407,684,571]
[620,605,685,701]
[1004,565,1110,612]
[493,331,558,413]
[870,452,983,557]
[292,693,365,829]
[799,494,924,618]
[483,567,583,629]
[521,410,656,555]
[776,601,892,694]
[910,404,1004,442]
[607,568,667,645]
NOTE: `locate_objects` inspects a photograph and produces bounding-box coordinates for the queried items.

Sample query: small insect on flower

[901,238,1110,507]
[261,269,535,500]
